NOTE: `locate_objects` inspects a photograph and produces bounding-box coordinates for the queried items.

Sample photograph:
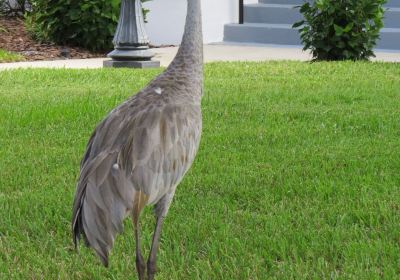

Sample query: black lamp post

[103,0,160,68]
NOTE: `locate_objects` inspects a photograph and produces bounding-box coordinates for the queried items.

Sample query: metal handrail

[239,0,244,24]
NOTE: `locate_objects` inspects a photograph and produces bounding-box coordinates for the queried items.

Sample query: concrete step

[247,3,400,27]
[386,0,400,7]
[224,0,400,50]
[224,23,301,46]
[245,4,302,25]
[384,7,400,28]
[378,28,400,50]
[224,23,400,51]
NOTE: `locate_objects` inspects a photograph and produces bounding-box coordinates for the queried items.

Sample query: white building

[144,0,400,51]
[144,0,258,45]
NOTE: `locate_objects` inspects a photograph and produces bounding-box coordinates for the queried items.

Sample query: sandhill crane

[71,0,203,279]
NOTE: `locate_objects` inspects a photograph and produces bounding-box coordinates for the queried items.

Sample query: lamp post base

[106,0,157,69]
[103,60,160,69]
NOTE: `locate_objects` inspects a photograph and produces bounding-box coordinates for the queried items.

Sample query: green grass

[0,48,25,63]
[0,61,399,279]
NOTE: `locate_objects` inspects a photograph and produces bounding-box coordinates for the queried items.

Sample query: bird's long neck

[166,0,203,85]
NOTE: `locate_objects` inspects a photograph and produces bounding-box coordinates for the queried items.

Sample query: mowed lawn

[0,61,399,279]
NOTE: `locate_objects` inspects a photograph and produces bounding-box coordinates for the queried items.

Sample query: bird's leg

[147,215,165,280]
[133,216,146,280]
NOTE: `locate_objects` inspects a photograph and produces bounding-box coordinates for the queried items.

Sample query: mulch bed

[0,17,105,61]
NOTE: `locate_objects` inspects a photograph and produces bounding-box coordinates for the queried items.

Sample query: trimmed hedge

[294,0,387,61]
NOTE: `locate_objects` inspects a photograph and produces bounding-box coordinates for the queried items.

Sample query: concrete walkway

[1,44,399,71]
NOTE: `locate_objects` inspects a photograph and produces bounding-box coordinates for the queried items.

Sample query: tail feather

[71,153,135,267]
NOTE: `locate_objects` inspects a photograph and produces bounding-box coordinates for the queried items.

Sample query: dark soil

[0,17,105,61]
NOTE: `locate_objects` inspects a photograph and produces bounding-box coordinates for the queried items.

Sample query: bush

[26,0,151,52]
[293,0,387,61]
[26,0,120,51]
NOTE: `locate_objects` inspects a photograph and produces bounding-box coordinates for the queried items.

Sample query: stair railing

[239,0,244,24]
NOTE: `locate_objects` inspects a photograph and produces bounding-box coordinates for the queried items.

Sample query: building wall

[144,0,258,45]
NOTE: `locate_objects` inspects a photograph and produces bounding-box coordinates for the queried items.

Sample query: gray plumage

[71,0,203,279]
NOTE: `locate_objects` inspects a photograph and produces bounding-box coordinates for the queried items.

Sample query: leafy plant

[0,48,25,62]
[293,0,387,61]
[141,0,151,22]
[25,0,151,52]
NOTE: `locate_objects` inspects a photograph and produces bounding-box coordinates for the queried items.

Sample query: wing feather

[72,97,202,266]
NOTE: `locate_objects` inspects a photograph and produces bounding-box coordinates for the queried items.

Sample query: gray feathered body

[72,0,203,266]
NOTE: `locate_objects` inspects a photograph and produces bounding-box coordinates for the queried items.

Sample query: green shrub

[26,0,151,52]
[26,0,120,51]
[0,48,25,62]
[293,0,387,61]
